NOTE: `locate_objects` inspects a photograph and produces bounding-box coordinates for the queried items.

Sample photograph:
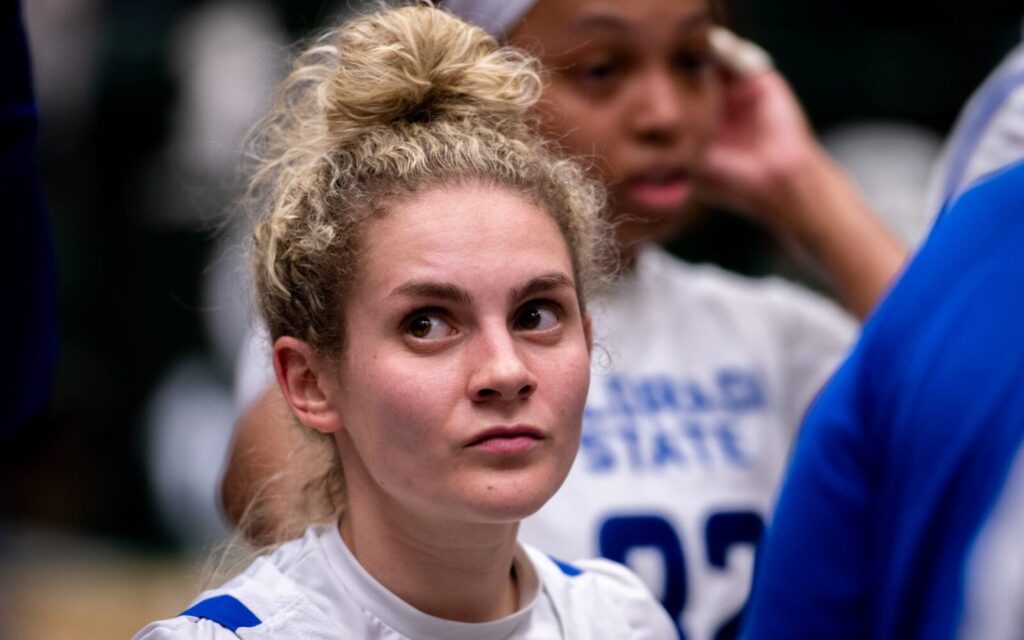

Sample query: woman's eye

[570,53,627,94]
[582,61,618,81]
[514,304,560,331]
[675,47,714,74]
[405,314,454,340]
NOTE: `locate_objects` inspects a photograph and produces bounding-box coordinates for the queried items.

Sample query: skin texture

[508,0,722,249]
[273,182,592,621]
[222,0,909,546]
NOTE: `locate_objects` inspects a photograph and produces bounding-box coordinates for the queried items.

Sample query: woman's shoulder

[134,596,262,640]
[133,527,341,639]
[523,544,677,639]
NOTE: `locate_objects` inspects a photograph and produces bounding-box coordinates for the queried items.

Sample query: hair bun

[324,6,540,135]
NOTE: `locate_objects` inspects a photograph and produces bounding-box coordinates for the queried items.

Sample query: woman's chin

[614,206,700,250]
[451,470,566,524]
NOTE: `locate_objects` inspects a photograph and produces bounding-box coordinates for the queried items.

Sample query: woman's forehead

[447,0,713,41]
[505,0,713,57]
[360,182,573,278]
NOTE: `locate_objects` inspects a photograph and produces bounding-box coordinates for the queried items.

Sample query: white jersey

[926,23,1024,213]
[518,245,855,639]
[232,245,855,639]
[135,524,676,639]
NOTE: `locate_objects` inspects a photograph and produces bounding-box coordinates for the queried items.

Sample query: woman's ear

[273,336,342,434]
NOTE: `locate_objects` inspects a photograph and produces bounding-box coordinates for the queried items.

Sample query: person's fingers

[710,27,773,77]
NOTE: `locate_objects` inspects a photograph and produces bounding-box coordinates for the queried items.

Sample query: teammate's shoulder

[641,244,829,307]
[953,158,1024,217]
[524,544,677,639]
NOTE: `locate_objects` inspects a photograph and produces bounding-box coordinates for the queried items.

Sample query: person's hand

[696,67,825,231]
[695,29,908,319]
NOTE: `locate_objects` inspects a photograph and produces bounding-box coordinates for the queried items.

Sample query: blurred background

[1,0,1020,637]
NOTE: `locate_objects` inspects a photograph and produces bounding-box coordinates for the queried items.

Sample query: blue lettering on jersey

[682,422,712,464]
[636,376,680,412]
[579,431,616,472]
[578,369,766,473]
[606,375,638,416]
[619,421,646,469]
[681,380,715,411]
[715,427,750,468]
[653,430,687,467]
[599,510,767,640]
[718,369,766,411]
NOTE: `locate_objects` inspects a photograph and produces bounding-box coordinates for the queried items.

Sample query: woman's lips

[620,169,692,210]
[466,425,545,454]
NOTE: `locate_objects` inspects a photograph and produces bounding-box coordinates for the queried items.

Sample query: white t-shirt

[926,25,1024,214]
[134,524,676,639]
[518,245,855,639]
[233,245,855,639]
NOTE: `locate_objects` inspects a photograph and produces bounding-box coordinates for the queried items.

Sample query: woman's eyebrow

[389,273,574,306]
[390,281,473,305]
[510,272,576,304]
[567,15,629,35]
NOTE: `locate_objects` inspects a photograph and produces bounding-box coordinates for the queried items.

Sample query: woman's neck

[338,498,521,623]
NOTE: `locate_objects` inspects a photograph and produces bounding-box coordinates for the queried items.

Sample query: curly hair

[236,3,612,541]
[247,2,610,357]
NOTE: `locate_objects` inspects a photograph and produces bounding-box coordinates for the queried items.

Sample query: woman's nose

[467,329,537,403]
[629,67,687,146]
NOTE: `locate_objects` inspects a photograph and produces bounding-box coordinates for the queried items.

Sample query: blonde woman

[225,0,908,637]
[136,5,674,639]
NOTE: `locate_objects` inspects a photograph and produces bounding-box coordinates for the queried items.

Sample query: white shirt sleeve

[575,557,679,639]
[134,617,240,640]
[926,37,1024,215]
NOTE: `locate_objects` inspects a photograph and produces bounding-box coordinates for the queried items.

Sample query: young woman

[223,1,909,637]
[136,6,674,638]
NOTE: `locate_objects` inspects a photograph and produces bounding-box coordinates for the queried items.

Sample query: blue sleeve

[1,0,58,435]
[741,334,877,639]
[743,159,1024,639]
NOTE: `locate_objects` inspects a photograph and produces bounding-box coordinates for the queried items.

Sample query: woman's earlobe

[273,336,343,434]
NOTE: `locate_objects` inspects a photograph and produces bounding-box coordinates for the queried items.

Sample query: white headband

[443,0,539,38]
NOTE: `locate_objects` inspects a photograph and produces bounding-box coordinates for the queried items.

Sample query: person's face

[508,0,721,248]
[331,182,591,526]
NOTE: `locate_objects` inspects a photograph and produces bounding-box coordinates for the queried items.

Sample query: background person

[222,1,908,637]
[743,158,1024,640]
[926,19,1024,212]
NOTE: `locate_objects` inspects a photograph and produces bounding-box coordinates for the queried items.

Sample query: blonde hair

[241,3,611,540]
[249,2,608,355]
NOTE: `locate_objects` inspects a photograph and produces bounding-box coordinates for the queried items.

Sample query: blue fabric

[1,0,58,435]
[743,160,1024,639]
[182,594,262,632]
[550,556,583,577]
